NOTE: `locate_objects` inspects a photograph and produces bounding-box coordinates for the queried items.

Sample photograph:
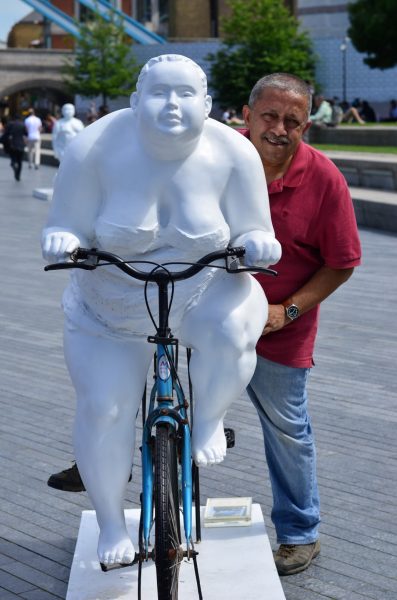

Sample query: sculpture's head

[62,103,75,120]
[130,55,212,155]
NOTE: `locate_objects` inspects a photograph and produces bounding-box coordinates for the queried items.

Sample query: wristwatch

[282,298,300,321]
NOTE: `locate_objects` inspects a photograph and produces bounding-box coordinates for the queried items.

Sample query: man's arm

[263,266,354,335]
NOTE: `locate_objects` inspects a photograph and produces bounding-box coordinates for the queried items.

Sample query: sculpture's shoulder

[66,108,133,160]
[206,119,257,156]
[72,117,85,130]
[204,118,260,163]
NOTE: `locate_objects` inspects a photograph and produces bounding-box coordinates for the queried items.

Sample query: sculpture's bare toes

[192,420,227,467]
[98,528,135,568]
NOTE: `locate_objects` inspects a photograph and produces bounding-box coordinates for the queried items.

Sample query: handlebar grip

[44,262,79,271]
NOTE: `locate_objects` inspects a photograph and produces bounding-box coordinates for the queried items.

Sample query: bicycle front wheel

[154,423,182,600]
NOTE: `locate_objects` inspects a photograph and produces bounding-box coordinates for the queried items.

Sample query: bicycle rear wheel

[154,423,182,600]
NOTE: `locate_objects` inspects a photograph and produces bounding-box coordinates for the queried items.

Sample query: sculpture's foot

[192,419,227,466]
[98,525,135,568]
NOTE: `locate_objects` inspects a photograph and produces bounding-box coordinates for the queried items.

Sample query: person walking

[24,108,42,169]
[241,73,361,576]
[1,113,27,181]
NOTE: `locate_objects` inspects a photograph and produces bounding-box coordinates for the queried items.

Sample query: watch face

[286,304,299,320]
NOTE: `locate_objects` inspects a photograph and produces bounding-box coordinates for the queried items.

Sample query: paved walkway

[0,157,396,599]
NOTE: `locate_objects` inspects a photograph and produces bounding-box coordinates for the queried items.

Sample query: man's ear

[242,105,250,127]
[303,120,312,135]
[130,92,138,111]
[204,95,212,119]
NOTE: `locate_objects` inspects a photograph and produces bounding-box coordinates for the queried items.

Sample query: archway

[1,79,72,128]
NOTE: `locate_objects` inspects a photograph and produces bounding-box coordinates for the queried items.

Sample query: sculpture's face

[62,104,75,120]
[133,61,211,141]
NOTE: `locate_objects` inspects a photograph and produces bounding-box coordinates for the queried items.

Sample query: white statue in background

[41,55,281,568]
[52,103,84,161]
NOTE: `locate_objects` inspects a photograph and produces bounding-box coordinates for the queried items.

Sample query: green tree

[63,7,140,105]
[348,0,397,69]
[207,0,316,110]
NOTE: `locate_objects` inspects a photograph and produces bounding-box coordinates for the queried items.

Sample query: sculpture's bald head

[129,54,212,159]
[132,54,208,108]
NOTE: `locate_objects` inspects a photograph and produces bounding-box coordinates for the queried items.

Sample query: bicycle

[45,245,277,600]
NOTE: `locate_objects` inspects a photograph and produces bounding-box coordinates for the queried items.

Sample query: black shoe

[47,462,132,492]
[48,462,85,492]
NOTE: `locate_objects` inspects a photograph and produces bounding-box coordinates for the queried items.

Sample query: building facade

[4,1,396,120]
[297,0,397,118]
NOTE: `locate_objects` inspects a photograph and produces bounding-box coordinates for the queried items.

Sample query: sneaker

[47,462,133,492]
[273,540,320,576]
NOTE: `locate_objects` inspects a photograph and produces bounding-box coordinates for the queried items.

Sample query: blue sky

[0,1,31,42]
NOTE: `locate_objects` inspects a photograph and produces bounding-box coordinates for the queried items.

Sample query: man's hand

[263,304,289,335]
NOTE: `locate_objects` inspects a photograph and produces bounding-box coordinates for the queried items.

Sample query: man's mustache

[261,133,289,145]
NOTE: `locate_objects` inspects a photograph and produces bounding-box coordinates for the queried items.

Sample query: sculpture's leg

[180,273,267,466]
[63,322,153,565]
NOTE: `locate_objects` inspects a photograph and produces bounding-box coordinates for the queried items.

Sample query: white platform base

[33,187,53,201]
[66,505,286,600]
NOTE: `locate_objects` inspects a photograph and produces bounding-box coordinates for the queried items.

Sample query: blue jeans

[247,356,320,544]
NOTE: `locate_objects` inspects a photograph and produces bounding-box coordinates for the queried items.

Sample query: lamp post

[340,37,350,104]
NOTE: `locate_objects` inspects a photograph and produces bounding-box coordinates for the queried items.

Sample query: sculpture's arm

[222,141,281,267]
[42,140,100,262]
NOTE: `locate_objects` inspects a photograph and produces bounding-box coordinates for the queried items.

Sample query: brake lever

[226,255,277,276]
[44,251,100,272]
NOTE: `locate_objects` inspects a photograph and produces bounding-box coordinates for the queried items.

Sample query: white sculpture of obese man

[52,103,84,162]
[41,54,281,568]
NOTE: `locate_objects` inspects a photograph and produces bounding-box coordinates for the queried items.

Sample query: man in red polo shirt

[242,73,361,576]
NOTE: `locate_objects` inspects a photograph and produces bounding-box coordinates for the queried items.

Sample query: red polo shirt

[242,131,361,367]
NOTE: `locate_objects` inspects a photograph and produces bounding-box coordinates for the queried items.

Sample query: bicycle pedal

[100,554,139,572]
[224,427,235,448]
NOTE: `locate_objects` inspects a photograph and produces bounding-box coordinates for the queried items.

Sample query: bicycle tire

[154,423,182,600]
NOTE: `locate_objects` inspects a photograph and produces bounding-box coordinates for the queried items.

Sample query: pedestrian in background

[310,94,333,126]
[1,113,27,181]
[24,108,42,169]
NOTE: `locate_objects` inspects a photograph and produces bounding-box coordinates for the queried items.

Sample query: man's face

[243,88,311,170]
[132,61,212,141]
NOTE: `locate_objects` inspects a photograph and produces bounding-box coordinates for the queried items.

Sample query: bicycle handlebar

[44,246,278,281]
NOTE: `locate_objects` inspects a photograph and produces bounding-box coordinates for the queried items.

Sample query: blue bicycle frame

[141,342,192,558]
[138,261,195,560]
